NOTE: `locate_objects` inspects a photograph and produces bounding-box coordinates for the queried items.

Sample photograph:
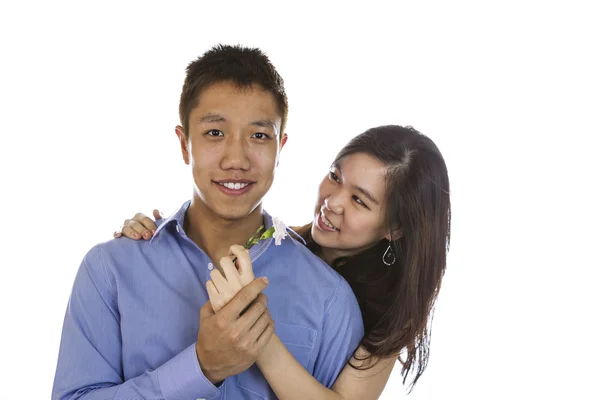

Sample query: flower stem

[232,225,265,263]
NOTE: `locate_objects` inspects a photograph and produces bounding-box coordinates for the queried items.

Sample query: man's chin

[192,193,263,219]
[212,203,263,222]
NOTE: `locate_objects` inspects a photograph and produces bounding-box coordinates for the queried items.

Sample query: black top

[304,236,396,337]
[333,240,397,336]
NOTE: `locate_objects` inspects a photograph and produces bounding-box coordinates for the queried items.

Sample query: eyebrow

[252,119,279,135]
[332,162,381,206]
[198,113,226,123]
[197,114,279,135]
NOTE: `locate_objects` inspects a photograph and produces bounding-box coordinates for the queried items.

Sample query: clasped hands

[195,244,274,383]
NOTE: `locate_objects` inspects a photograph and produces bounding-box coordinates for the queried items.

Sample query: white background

[1,1,599,398]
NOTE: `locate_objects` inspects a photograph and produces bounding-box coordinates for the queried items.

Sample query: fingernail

[134,233,140,239]
[151,230,156,235]
[143,232,150,239]
[261,276,269,284]
[113,232,120,237]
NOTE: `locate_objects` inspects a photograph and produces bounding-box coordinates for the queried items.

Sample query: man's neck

[184,199,265,264]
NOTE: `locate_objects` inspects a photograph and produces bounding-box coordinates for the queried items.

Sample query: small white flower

[272,217,288,246]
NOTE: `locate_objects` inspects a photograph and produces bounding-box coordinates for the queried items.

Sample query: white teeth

[220,182,249,190]
[321,213,337,230]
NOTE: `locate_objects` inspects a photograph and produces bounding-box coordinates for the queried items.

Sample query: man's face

[177,81,287,221]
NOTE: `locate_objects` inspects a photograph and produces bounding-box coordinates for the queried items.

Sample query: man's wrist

[195,344,223,384]
[202,369,222,385]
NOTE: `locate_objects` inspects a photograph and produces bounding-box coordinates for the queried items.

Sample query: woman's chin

[312,226,338,249]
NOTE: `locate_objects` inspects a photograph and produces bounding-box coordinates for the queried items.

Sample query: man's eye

[206,129,224,137]
[252,132,270,140]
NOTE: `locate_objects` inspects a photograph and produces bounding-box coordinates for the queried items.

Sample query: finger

[229,245,255,284]
[206,279,219,297]
[222,277,269,320]
[153,209,163,220]
[199,300,215,321]
[219,256,242,285]
[121,222,141,240]
[113,230,123,238]
[210,269,229,295]
[236,293,269,331]
[256,316,275,349]
[248,307,272,340]
[206,280,225,312]
[133,212,158,234]
[124,219,152,240]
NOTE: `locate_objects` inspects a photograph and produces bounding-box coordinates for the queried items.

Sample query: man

[52,44,364,399]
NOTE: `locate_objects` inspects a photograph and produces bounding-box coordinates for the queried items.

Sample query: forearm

[53,344,220,400]
[257,282,391,400]
[256,335,344,400]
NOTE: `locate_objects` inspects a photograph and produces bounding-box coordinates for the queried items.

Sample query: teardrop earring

[382,240,396,266]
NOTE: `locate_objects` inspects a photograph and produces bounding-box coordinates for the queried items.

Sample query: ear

[385,228,403,242]
[175,125,190,165]
[279,132,288,150]
[276,133,288,167]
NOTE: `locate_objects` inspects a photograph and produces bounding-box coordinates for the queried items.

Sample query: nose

[221,135,250,170]
[324,195,343,215]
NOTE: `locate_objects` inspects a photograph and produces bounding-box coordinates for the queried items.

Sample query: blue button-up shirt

[52,201,364,400]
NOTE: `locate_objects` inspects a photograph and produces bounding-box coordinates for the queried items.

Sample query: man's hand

[196,277,274,384]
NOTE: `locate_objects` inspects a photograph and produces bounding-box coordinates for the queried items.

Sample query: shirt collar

[149,200,191,244]
[148,201,299,252]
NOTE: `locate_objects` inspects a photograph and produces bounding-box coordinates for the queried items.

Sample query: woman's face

[311,152,390,263]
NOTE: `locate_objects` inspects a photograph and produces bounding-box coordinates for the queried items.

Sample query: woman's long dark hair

[295,125,451,390]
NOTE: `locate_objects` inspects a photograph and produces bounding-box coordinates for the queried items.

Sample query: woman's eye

[353,195,368,208]
[329,171,339,182]
[206,129,224,137]
[252,132,270,140]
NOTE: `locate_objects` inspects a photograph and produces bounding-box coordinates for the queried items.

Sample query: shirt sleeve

[51,245,221,400]
[311,278,365,388]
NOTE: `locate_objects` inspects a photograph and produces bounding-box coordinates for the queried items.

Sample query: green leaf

[259,226,275,240]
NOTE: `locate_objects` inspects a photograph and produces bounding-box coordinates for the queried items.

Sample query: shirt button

[196,398,206,400]
[176,225,180,233]
[207,263,214,271]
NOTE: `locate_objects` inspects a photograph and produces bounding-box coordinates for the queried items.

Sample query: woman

[115,125,451,398]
